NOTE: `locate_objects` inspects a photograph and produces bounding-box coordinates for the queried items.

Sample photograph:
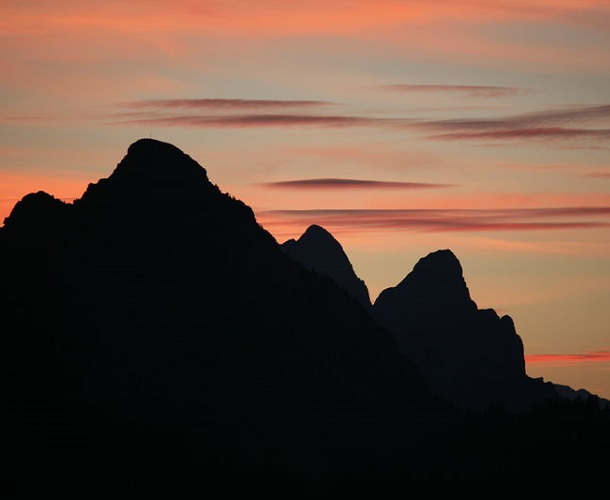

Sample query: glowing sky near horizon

[1,1,609,397]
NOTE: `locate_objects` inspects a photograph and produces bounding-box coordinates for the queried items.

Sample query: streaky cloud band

[526,351,610,365]
[261,178,456,189]
[122,98,336,109]
[379,84,527,98]
[114,114,405,128]
[259,207,610,233]
[427,127,610,141]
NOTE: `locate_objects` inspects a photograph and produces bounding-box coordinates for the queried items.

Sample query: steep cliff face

[374,249,553,411]
[282,224,371,309]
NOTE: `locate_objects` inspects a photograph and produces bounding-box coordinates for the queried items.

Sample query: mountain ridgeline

[283,226,605,412]
[2,139,609,498]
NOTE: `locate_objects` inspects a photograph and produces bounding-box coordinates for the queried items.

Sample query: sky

[1,0,610,398]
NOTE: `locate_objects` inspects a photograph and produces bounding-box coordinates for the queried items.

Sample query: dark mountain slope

[1,139,444,498]
[282,224,371,309]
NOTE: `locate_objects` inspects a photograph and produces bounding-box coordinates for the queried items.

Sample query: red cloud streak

[526,351,610,365]
[262,178,455,189]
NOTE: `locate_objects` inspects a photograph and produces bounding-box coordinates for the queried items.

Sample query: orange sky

[1,0,610,398]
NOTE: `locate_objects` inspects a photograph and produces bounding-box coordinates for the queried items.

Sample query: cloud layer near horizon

[258,207,610,233]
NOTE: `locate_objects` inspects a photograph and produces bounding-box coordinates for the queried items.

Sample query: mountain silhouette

[1,138,444,498]
[281,224,371,309]
[284,227,604,413]
[373,249,557,411]
[2,138,609,498]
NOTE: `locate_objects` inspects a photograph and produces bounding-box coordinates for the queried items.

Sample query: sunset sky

[2,1,610,397]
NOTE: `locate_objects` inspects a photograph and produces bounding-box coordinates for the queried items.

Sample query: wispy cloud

[582,171,610,178]
[429,104,610,130]
[426,104,610,129]
[258,207,610,233]
[123,98,335,110]
[115,114,401,129]
[112,98,610,147]
[427,127,610,141]
[418,104,610,144]
[261,178,455,189]
[380,84,527,98]
[517,104,610,125]
[0,113,67,124]
[526,351,610,365]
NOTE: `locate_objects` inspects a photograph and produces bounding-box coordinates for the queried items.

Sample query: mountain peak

[411,249,463,279]
[388,249,472,308]
[129,137,178,152]
[283,224,345,257]
[77,138,217,212]
[282,225,371,308]
[374,249,540,411]
[301,224,334,241]
[110,138,210,185]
